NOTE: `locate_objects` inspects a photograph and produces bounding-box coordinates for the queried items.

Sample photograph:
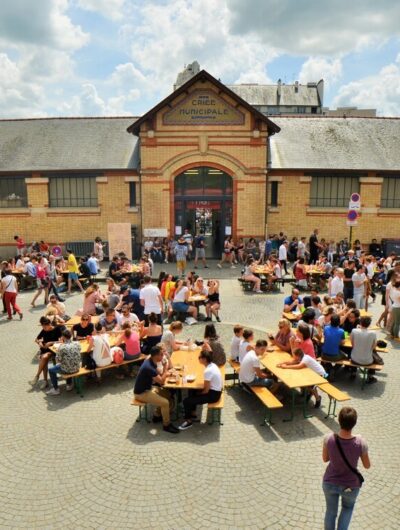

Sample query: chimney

[294,81,299,93]
[277,78,281,105]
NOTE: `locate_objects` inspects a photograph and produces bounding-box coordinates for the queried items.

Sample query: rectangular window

[269,181,279,207]
[310,175,360,207]
[49,175,98,207]
[381,176,400,208]
[0,177,28,208]
[129,182,137,207]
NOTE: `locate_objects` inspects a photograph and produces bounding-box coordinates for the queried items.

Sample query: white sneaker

[46,387,60,396]
[66,383,74,391]
[179,421,193,431]
[231,265,236,269]
[217,264,222,269]
[255,290,263,294]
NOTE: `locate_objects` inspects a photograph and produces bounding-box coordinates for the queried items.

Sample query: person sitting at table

[108,255,121,282]
[350,316,378,384]
[161,321,185,354]
[239,328,254,362]
[78,283,104,316]
[45,294,67,320]
[193,277,208,296]
[310,295,323,319]
[267,257,282,289]
[72,313,94,339]
[230,324,244,361]
[99,308,120,332]
[141,312,163,353]
[239,339,280,392]
[117,303,140,326]
[299,308,322,346]
[341,308,361,335]
[155,342,173,375]
[15,255,25,271]
[268,319,294,353]
[294,257,308,290]
[46,329,82,396]
[321,315,347,378]
[134,345,179,434]
[303,288,319,309]
[205,279,221,322]
[317,306,335,329]
[87,253,99,278]
[179,349,223,431]
[284,288,304,316]
[242,256,263,294]
[333,291,345,312]
[322,294,334,309]
[115,322,141,360]
[289,322,316,359]
[203,323,226,367]
[88,322,113,370]
[30,316,63,388]
[171,279,198,322]
[277,348,328,408]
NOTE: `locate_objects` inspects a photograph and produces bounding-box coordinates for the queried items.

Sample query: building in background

[0,69,399,257]
[322,107,377,117]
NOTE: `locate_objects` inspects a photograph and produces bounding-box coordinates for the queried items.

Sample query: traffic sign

[346,209,358,226]
[349,193,361,210]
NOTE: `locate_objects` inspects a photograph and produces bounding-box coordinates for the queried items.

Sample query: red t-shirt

[16,238,25,249]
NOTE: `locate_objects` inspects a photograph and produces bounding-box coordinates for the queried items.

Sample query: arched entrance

[174,166,233,258]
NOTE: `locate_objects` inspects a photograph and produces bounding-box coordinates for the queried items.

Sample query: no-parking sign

[349,193,361,210]
[346,209,358,226]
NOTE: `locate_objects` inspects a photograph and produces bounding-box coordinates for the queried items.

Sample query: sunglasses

[81,318,89,321]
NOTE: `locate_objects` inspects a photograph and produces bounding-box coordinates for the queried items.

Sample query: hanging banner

[107,223,132,260]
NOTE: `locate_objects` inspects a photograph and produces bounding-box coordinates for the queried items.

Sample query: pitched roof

[269,116,400,171]
[127,70,280,136]
[228,83,320,107]
[0,117,140,172]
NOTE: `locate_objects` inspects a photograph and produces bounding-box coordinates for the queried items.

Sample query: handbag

[334,434,364,485]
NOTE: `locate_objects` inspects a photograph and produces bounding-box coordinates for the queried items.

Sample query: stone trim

[26,177,49,184]
[359,177,383,184]
[124,176,140,183]
[299,176,312,183]
[96,176,108,183]
[268,176,282,183]
[127,207,140,213]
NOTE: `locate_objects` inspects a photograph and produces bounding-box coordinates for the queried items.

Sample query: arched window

[175,167,232,197]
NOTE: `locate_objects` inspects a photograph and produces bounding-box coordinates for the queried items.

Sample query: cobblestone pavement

[1,262,399,529]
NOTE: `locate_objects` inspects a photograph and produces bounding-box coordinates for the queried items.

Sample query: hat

[178,237,185,244]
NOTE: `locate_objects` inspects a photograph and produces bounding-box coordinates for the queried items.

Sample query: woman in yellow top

[66,249,84,295]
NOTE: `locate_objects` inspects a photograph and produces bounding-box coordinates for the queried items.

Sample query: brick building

[0,70,399,257]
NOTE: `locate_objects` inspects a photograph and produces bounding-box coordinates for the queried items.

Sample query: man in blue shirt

[265,237,273,259]
[321,314,347,380]
[284,288,304,313]
[87,253,99,276]
[134,346,179,434]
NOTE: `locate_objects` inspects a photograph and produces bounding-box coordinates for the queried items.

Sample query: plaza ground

[1,262,399,529]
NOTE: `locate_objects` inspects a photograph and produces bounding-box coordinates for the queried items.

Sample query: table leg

[283,390,296,422]
[302,390,313,419]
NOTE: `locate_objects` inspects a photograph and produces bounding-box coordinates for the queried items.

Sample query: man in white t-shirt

[140,275,163,324]
[329,268,344,297]
[239,340,279,392]
[297,237,307,259]
[1,269,23,320]
[278,241,289,275]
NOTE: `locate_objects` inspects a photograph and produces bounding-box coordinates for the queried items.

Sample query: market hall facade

[0,70,400,256]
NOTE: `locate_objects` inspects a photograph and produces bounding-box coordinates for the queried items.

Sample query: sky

[1,0,400,118]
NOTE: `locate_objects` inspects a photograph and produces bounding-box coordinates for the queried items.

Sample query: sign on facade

[143,228,168,238]
[163,90,245,126]
[107,223,132,260]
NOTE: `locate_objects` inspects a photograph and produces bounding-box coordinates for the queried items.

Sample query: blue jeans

[248,376,273,388]
[49,364,62,389]
[323,481,360,530]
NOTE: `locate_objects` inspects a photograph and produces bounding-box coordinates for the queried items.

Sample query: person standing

[389,279,400,339]
[140,275,163,325]
[14,235,26,256]
[174,238,188,277]
[194,231,208,269]
[352,264,367,309]
[322,407,371,530]
[182,229,193,260]
[1,268,23,320]
[66,249,84,295]
[278,240,289,275]
[343,260,355,302]
[93,237,104,263]
[309,229,322,264]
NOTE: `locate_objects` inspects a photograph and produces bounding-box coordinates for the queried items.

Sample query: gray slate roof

[0,117,140,172]
[269,117,400,171]
[228,84,320,107]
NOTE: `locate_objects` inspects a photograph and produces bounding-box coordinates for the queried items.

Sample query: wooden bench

[228,359,240,385]
[248,385,284,425]
[61,354,146,397]
[317,382,351,418]
[318,357,383,389]
[207,392,224,425]
[130,397,151,423]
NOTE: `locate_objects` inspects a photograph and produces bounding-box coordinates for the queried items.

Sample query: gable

[163,89,245,126]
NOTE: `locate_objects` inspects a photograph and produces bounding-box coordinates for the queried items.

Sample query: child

[277,348,328,408]
[230,325,244,361]
[238,328,254,363]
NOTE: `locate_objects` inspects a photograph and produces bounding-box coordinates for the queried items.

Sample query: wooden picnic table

[164,348,225,390]
[359,309,372,318]
[254,267,273,275]
[188,294,207,303]
[51,334,119,355]
[282,311,302,322]
[65,315,100,327]
[260,348,327,420]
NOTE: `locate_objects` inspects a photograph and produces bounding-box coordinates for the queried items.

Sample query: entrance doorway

[174,167,233,258]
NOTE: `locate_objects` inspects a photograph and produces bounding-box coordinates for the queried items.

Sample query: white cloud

[333,58,400,115]
[228,0,400,55]
[299,57,342,86]
[76,0,125,21]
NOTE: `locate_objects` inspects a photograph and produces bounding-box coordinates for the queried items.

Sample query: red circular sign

[347,210,358,221]
[350,193,360,203]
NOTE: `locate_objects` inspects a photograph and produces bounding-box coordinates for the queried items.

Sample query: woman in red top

[31,259,49,307]
[294,257,309,290]
[289,322,316,359]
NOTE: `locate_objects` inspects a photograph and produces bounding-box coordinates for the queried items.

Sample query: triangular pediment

[127,70,280,136]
